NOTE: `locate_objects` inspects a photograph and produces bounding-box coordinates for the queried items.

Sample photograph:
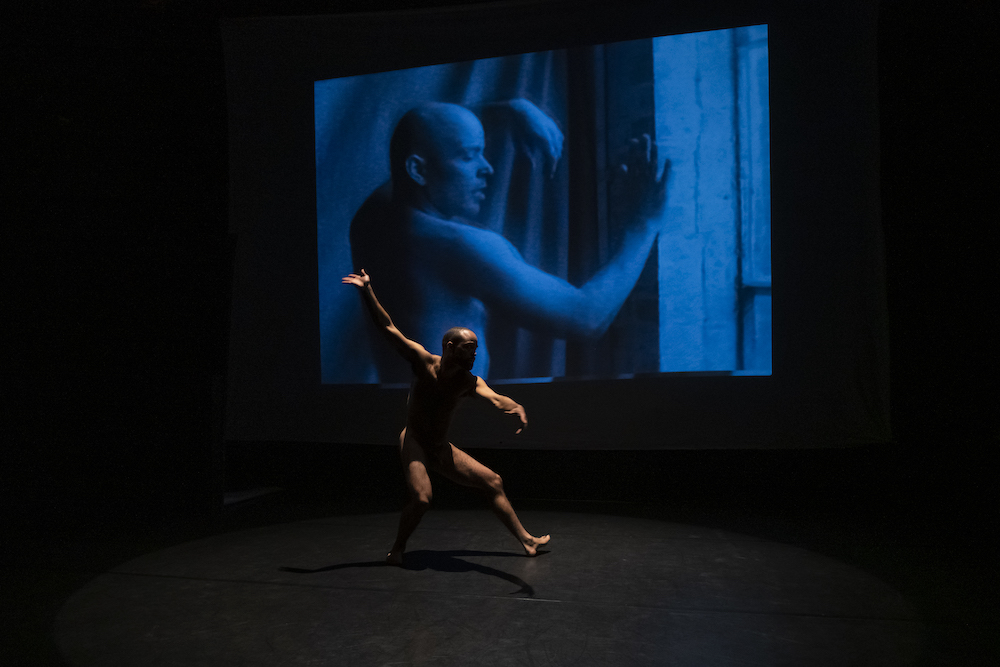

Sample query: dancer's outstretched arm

[343,269,433,367]
[474,377,528,434]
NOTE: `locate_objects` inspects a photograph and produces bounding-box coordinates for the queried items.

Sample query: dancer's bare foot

[386,550,404,566]
[521,534,551,557]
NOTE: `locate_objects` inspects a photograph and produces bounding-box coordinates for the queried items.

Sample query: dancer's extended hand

[342,269,371,288]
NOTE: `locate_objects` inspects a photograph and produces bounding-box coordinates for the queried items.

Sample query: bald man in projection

[349,101,667,384]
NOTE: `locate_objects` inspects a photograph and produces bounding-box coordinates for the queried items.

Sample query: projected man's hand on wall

[614,133,669,224]
[350,101,667,383]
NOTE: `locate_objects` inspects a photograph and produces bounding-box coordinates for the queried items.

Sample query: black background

[5,0,996,568]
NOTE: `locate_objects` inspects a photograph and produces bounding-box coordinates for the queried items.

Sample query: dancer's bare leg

[388,430,432,566]
[434,443,550,556]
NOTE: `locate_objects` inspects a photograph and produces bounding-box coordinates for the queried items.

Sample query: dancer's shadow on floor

[279,549,545,597]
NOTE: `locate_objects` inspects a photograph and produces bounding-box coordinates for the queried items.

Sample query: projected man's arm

[342,270,433,367]
[480,98,564,178]
[372,103,666,350]
[465,137,668,339]
[473,376,528,434]
[462,223,652,339]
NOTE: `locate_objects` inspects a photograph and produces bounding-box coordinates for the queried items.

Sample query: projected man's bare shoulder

[409,209,520,269]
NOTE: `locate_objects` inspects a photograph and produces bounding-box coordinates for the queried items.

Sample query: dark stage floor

[3,469,997,667]
[51,510,922,666]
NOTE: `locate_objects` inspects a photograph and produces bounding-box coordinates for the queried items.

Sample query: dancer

[343,269,550,566]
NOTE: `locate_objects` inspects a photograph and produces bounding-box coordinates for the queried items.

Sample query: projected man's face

[422,108,494,221]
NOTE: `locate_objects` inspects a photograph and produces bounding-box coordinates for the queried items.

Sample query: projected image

[317,25,770,385]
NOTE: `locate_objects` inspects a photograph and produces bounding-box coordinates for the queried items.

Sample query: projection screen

[222,0,888,449]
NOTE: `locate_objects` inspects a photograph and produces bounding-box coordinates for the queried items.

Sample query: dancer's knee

[486,472,504,495]
[410,492,432,511]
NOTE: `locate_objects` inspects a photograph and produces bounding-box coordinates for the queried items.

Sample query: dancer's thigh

[399,428,432,501]
[431,443,499,491]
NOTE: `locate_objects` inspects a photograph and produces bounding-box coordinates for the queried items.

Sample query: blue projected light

[316,26,771,385]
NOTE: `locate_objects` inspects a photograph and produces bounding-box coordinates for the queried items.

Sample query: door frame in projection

[652,25,771,374]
